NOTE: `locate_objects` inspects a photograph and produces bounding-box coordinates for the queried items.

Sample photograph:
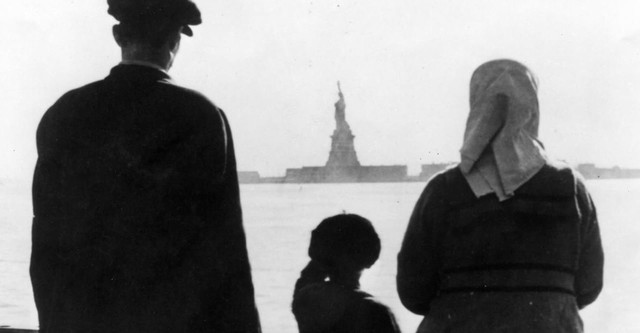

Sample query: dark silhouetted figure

[30,1,261,332]
[293,214,400,333]
[397,59,604,333]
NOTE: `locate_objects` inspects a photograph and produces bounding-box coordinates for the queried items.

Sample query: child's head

[308,214,381,274]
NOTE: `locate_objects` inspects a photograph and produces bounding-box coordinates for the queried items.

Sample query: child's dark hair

[308,214,381,270]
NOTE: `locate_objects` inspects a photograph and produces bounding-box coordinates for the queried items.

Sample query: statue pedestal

[326,130,360,168]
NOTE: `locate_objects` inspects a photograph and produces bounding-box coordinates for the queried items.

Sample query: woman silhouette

[397,59,604,333]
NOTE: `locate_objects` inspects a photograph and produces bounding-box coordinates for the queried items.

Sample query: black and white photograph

[0,0,638,332]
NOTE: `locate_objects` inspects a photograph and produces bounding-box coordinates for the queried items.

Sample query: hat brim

[181,25,193,37]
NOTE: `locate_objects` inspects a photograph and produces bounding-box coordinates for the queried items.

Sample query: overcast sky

[2,0,640,179]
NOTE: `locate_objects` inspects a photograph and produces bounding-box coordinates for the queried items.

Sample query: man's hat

[108,0,202,36]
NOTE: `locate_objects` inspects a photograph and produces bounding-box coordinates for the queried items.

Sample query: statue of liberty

[334,81,348,129]
[326,81,359,167]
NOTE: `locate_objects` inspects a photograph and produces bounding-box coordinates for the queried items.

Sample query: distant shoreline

[238,163,640,184]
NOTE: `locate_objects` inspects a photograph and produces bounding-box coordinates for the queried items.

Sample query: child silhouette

[292,214,400,333]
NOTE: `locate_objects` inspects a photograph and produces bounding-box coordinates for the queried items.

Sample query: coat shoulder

[37,80,105,136]
[47,80,104,113]
[517,162,579,198]
[160,83,229,127]
[165,82,222,111]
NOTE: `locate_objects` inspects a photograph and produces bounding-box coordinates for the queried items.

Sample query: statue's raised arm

[334,81,346,125]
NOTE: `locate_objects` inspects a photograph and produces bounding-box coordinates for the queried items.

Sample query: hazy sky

[2,0,640,179]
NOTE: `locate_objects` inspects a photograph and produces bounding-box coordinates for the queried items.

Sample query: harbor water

[1,179,638,332]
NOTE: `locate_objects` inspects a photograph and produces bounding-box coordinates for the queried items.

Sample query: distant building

[577,163,640,179]
[419,163,455,180]
[284,165,408,183]
[238,171,261,183]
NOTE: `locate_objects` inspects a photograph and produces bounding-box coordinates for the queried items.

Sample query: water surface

[1,179,637,332]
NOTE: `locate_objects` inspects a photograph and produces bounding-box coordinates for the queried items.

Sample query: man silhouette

[30,1,261,332]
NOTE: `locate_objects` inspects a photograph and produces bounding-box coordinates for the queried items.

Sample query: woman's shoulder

[517,161,579,198]
[420,165,477,206]
[425,164,462,183]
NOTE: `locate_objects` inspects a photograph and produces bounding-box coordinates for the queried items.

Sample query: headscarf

[459,59,547,201]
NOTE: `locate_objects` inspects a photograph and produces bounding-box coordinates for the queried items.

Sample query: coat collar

[107,64,173,84]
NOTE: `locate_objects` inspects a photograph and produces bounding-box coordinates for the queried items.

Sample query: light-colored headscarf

[459,59,547,201]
